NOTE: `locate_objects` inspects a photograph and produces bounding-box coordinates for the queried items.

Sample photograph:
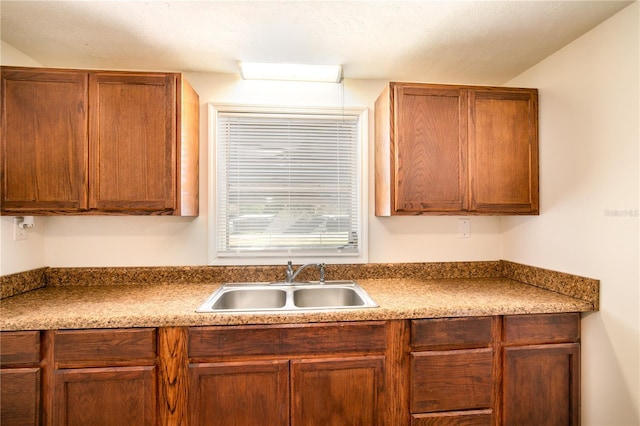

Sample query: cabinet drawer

[54,329,156,366]
[0,331,40,366]
[411,317,493,350]
[411,348,493,413]
[503,313,579,345]
[189,322,387,359]
[411,409,492,426]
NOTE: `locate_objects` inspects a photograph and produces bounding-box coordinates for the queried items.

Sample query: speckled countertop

[0,272,596,331]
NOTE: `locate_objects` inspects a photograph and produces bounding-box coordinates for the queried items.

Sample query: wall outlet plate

[13,217,28,241]
[458,218,471,238]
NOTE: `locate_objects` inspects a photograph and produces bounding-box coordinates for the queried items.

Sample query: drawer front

[411,410,492,426]
[411,348,493,413]
[411,317,493,350]
[54,329,156,366]
[0,331,40,366]
[189,321,387,359]
[503,313,579,345]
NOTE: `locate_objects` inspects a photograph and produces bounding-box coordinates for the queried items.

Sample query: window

[209,105,367,265]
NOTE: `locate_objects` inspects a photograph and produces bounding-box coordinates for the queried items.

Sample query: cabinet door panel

[411,348,493,413]
[189,360,289,426]
[291,356,385,426]
[89,73,176,212]
[468,89,538,214]
[1,68,88,212]
[503,343,579,426]
[53,366,156,426]
[394,85,467,213]
[0,368,41,426]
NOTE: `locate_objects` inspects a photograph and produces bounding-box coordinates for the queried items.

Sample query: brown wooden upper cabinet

[1,66,199,216]
[375,82,538,216]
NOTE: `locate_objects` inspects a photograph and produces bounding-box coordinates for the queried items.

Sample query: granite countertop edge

[0,276,596,331]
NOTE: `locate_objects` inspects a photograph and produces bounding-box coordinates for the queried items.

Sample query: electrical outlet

[458,218,471,238]
[13,218,28,241]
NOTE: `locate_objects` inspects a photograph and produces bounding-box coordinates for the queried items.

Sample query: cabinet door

[503,343,579,426]
[188,360,289,426]
[291,356,385,426]
[0,368,41,426]
[1,67,88,213]
[468,88,538,214]
[89,72,176,213]
[394,84,468,213]
[53,366,156,426]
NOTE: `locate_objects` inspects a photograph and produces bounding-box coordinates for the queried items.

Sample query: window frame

[208,103,368,265]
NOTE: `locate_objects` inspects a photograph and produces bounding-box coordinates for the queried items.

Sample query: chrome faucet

[285,261,326,284]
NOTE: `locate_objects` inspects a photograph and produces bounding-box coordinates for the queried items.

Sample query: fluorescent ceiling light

[239,62,343,83]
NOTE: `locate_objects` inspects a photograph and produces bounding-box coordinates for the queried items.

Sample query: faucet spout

[285,261,326,284]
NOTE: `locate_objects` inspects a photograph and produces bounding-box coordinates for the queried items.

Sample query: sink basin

[211,288,287,310]
[293,287,366,308]
[196,281,378,313]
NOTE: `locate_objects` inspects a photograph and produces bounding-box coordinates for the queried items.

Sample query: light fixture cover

[239,62,343,83]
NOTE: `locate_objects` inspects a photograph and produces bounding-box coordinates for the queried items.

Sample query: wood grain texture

[395,84,467,213]
[503,313,580,345]
[1,66,199,216]
[89,72,176,213]
[177,75,200,216]
[412,410,492,426]
[411,317,492,351]
[54,328,156,367]
[385,318,411,426]
[158,327,188,426]
[1,67,88,213]
[0,331,40,366]
[291,356,385,426]
[189,321,387,359]
[411,349,493,413]
[53,366,157,426]
[0,368,41,425]
[374,82,538,216]
[189,360,289,426]
[468,88,538,214]
[502,343,580,426]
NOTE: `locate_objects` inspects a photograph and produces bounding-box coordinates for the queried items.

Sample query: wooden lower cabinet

[53,366,156,426]
[501,314,581,426]
[291,356,385,426]
[187,322,390,426]
[50,328,157,426]
[410,317,495,425]
[189,360,289,426]
[0,368,41,425]
[0,314,581,425]
[0,331,41,426]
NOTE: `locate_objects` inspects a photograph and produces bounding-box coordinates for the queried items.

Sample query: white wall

[503,3,639,424]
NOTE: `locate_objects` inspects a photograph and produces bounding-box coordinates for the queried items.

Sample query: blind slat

[217,111,360,254]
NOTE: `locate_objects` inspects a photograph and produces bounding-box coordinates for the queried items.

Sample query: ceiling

[0,1,633,85]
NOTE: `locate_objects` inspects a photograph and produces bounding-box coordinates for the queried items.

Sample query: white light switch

[458,218,471,238]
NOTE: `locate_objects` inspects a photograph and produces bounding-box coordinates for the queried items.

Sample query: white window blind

[215,111,362,259]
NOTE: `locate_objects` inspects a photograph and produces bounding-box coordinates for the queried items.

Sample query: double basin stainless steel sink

[196,280,378,313]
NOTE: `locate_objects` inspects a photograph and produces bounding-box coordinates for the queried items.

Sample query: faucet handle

[285,261,294,282]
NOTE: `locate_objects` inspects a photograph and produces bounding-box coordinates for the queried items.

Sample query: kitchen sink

[196,281,378,313]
